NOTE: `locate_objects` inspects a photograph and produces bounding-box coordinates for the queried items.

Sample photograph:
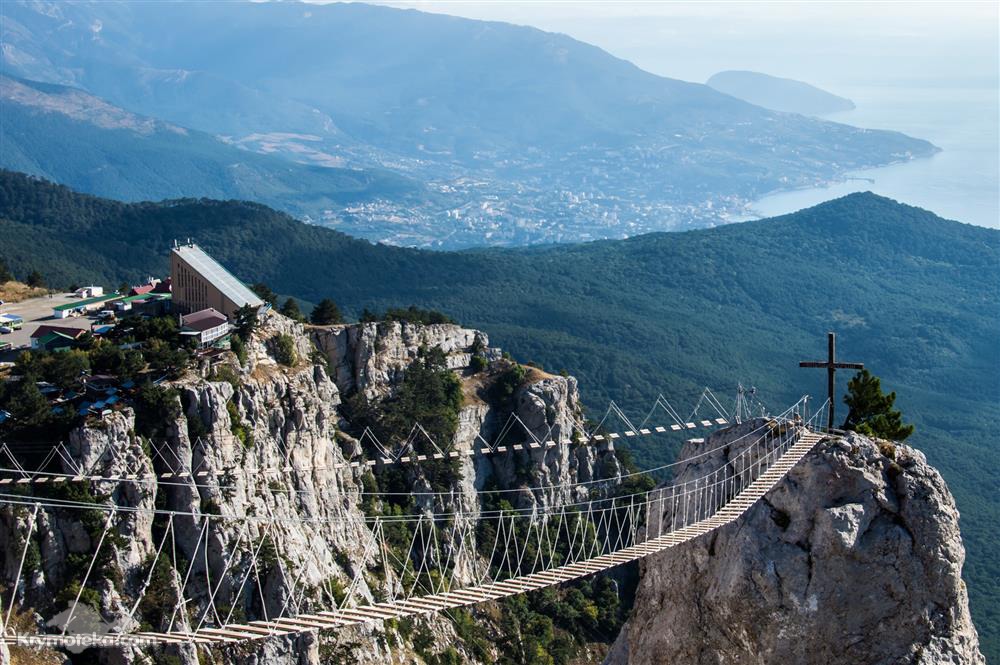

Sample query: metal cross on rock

[799,332,864,430]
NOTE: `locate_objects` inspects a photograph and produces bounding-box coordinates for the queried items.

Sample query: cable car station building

[170,242,263,318]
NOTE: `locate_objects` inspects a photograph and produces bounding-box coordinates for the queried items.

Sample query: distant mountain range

[707,71,856,116]
[0,75,427,214]
[1,1,937,247]
[0,75,428,214]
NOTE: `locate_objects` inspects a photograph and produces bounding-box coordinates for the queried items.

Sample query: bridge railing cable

[0,397,825,647]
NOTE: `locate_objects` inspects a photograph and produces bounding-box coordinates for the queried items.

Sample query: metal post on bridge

[799,332,864,431]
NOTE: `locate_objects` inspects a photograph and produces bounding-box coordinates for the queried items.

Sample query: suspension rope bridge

[0,392,830,649]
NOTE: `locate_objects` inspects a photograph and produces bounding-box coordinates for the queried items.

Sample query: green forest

[0,170,997,657]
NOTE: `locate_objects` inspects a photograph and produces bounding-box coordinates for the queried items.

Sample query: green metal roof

[53,294,120,311]
[36,331,77,346]
[118,292,171,304]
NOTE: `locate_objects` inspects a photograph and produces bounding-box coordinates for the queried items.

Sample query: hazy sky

[360,1,998,91]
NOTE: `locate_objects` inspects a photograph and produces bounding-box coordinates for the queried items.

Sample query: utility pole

[799,332,864,430]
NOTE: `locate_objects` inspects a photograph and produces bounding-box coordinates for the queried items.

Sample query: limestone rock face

[1,312,616,665]
[607,430,985,665]
[312,321,494,399]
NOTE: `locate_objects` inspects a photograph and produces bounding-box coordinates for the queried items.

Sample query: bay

[746,84,999,228]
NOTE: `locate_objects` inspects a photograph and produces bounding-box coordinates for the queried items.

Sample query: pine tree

[843,369,915,441]
[233,304,261,341]
[251,282,278,307]
[280,297,304,322]
[4,377,51,427]
[25,270,45,288]
[310,298,342,325]
[0,258,12,283]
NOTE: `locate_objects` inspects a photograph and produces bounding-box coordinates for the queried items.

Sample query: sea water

[747,84,999,228]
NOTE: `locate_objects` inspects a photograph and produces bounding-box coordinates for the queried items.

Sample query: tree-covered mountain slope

[0,171,997,656]
[0,75,426,214]
[1,1,937,246]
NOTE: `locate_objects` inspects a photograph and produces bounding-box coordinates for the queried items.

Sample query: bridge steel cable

[0,397,808,503]
[0,399,829,648]
[0,387,745,488]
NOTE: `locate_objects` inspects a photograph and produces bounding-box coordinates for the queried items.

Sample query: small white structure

[75,286,104,298]
[180,308,231,347]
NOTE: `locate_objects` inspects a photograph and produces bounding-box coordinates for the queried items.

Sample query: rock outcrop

[312,321,497,399]
[607,427,985,665]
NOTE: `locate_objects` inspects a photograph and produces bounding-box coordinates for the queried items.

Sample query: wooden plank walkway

[44,430,824,646]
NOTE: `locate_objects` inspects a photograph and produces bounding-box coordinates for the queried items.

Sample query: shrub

[878,441,897,459]
[326,577,347,605]
[273,334,297,366]
[56,581,102,612]
[451,608,492,661]
[492,362,527,404]
[412,624,435,659]
[469,355,489,373]
[210,364,241,388]
[229,336,248,366]
[227,401,254,449]
[137,553,178,630]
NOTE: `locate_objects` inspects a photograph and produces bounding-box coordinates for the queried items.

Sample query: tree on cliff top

[251,282,278,307]
[280,297,305,322]
[843,369,915,441]
[310,298,342,325]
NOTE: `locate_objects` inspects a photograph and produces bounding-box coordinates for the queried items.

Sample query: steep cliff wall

[1,313,620,665]
[607,428,985,665]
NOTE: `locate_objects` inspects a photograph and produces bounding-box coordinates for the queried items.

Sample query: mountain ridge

[0,74,428,212]
[707,70,856,115]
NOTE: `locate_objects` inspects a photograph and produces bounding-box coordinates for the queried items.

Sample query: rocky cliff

[1,313,620,665]
[606,427,985,665]
[1,314,983,665]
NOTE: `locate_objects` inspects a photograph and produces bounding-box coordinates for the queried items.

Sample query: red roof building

[129,284,155,296]
[30,325,88,341]
[30,325,88,351]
